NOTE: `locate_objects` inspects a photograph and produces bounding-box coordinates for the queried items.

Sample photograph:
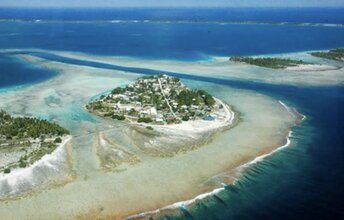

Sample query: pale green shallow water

[0,56,298,219]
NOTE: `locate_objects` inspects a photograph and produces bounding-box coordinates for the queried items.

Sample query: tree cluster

[230,57,306,69]
[176,89,215,107]
[112,114,126,120]
[138,117,153,123]
[0,110,69,140]
[310,48,344,61]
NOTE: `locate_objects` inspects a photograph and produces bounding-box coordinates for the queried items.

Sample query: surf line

[126,101,300,220]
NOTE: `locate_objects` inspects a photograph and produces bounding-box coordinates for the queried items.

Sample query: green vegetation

[0,110,70,174]
[146,126,154,130]
[87,75,220,125]
[0,110,69,140]
[182,116,189,121]
[173,89,215,108]
[19,160,27,168]
[138,117,153,123]
[230,57,308,69]
[26,142,57,163]
[198,90,216,106]
[103,112,113,117]
[54,137,62,143]
[112,115,126,120]
[176,90,200,106]
[111,87,126,95]
[4,168,11,174]
[310,48,344,61]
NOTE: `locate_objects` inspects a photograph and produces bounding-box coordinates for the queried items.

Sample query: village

[86,75,222,125]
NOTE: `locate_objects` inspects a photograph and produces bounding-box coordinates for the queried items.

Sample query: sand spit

[97,132,140,171]
[3,48,344,86]
[0,52,301,220]
[0,136,73,200]
[285,64,340,71]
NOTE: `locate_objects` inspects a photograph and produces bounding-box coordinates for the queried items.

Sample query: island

[230,56,309,69]
[87,74,223,125]
[0,50,307,219]
[87,75,236,157]
[310,48,344,61]
[0,111,70,174]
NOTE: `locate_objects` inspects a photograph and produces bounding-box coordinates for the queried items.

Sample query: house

[191,105,200,110]
[164,87,171,94]
[156,117,164,122]
[116,103,134,112]
[148,107,157,116]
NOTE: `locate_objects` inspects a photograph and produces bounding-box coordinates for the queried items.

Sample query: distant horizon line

[1,6,344,9]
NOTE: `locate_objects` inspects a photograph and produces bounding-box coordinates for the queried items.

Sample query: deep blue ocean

[0,7,343,220]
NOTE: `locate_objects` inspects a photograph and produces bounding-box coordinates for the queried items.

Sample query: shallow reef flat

[4,48,343,87]
[0,52,301,219]
[97,132,140,171]
[0,136,74,201]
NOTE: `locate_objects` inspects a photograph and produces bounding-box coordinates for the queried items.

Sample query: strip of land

[0,110,70,174]
[310,48,344,62]
[229,56,309,69]
[4,48,343,86]
[87,75,236,157]
[0,50,303,220]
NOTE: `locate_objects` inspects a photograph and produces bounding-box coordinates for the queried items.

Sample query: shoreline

[3,48,343,87]
[125,131,295,220]
[122,98,238,158]
[285,64,340,71]
[125,100,305,220]
[2,47,344,64]
[130,98,234,134]
[0,48,306,219]
[0,136,72,199]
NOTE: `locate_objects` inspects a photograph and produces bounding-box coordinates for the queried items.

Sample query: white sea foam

[126,100,300,220]
[126,130,292,219]
[235,100,305,173]
[0,49,308,219]
[126,187,225,220]
[236,130,292,174]
[279,100,307,121]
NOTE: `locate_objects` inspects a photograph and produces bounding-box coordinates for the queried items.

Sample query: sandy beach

[125,99,305,220]
[0,136,73,200]
[0,51,302,219]
[285,64,340,71]
[3,48,343,87]
[132,98,234,134]
[122,98,237,158]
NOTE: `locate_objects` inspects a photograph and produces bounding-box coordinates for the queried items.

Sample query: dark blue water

[0,22,344,60]
[1,8,343,89]
[0,8,343,220]
[1,8,344,24]
[167,85,344,220]
[4,49,344,220]
[0,54,57,89]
